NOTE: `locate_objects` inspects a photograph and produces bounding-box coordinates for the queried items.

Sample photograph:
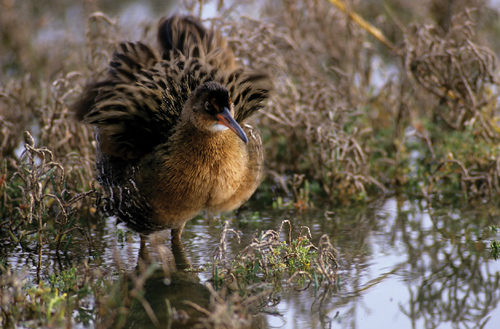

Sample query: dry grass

[404,10,497,134]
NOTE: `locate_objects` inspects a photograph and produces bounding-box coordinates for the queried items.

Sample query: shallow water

[4,196,500,328]
[183,198,500,329]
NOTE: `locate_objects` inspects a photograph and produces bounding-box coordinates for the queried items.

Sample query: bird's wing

[73,42,187,160]
[222,69,273,123]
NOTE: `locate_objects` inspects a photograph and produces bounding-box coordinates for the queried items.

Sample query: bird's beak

[217,107,248,143]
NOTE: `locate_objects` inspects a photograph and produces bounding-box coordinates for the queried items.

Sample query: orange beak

[217,107,248,143]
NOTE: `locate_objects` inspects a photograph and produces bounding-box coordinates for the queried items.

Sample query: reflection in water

[326,198,500,329]
[113,237,210,328]
[396,200,500,328]
[121,268,210,329]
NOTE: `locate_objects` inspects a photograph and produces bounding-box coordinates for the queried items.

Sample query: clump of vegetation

[212,221,339,290]
[397,10,500,201]
[0,131,98,268]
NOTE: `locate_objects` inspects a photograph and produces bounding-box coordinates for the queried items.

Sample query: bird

[73,15,272,243]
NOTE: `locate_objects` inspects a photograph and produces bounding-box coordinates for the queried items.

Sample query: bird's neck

[169,121,245,164]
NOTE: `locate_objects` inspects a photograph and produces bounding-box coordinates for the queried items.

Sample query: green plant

[490,240,500,260]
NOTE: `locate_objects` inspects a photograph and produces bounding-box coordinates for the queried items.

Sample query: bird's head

[184,81,248,143]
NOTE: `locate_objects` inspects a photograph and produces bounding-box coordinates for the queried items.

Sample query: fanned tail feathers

[158,15,236,72]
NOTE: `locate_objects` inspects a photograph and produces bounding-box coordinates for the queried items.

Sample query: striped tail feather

[157,15,236,72]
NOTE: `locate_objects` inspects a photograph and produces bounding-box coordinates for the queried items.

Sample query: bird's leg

[171,238,192,271]
[171,224,192,270]
[171,224,185,243]
[138,234,151,263]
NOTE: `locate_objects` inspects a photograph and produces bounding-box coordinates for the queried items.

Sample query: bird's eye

[205,101,212,111]
[205,99,219,113]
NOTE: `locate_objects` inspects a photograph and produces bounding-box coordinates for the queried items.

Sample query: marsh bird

[73,15,272,242]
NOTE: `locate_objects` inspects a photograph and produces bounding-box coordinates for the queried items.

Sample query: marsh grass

[213,220,338,289]
[2,0,500,328]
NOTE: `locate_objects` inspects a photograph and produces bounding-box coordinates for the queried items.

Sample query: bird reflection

[119,237,210,329]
